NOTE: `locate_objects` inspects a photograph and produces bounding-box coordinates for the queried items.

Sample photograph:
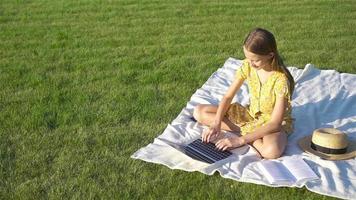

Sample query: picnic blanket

[131,58,356,200]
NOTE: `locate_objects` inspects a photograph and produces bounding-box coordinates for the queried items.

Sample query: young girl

[193,28,295,159]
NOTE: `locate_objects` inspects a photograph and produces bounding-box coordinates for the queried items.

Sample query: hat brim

[298,135,356,160]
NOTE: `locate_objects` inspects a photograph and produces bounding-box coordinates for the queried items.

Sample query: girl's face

[243,46,274,70]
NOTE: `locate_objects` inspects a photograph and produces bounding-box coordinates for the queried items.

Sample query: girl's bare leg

[193,104,287,159]
[251,131,287,159]
[193,104,241,133]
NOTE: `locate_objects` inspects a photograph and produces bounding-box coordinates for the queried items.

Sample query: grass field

[1,0,355,199]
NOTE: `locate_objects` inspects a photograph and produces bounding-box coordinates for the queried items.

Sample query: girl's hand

[202,123,221,143]
[215,136,246,151]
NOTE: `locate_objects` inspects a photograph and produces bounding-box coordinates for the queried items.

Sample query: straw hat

[298,128,356,160]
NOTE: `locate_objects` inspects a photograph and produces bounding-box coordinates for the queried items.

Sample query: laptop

[183,139,233,164]
[157,134,233,164]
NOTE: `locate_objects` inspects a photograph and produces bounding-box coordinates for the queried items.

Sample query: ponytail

[272,54,295,99]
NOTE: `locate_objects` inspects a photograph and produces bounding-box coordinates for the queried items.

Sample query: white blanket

[131,58,356,200]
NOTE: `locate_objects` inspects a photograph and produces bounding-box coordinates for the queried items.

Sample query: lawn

[1,0,355,199]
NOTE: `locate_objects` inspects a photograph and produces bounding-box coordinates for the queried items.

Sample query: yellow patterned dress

[226,60,294,135]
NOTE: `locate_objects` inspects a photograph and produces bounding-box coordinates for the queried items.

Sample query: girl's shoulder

[274,70,288,81]
[241,59,250,69]
[236,59,252,80]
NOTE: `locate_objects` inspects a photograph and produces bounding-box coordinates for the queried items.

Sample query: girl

[193,28,295,159]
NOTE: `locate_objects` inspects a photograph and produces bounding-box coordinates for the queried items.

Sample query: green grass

[1,0,355,199]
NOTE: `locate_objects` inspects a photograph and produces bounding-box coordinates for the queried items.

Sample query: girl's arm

[241,95,287,144]
[215,95,287,150]
[202,77,244,142]
[214,77,244,124]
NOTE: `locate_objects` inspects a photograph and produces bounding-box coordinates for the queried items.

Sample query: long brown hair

[243,28,295,98]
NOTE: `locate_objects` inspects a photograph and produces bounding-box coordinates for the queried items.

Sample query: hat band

[311,141,347,154]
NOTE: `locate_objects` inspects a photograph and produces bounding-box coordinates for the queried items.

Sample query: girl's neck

[256,67,275,85]
[260,64,274,72]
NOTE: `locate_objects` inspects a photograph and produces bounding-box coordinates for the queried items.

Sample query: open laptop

[158,137,232,164]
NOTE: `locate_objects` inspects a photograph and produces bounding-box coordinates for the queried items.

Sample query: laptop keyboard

[183,139,232,164]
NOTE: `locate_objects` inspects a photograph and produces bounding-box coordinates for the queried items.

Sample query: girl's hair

[243,28,295,98]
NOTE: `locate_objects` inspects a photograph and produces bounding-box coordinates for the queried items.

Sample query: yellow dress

[226,60,294,135]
